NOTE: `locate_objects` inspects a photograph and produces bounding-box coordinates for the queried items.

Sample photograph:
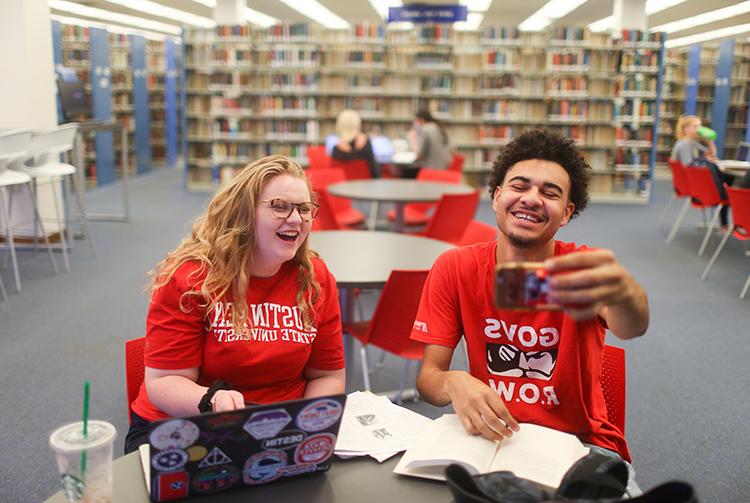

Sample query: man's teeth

[515,213,541,223]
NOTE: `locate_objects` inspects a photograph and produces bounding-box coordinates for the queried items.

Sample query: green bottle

[697,126,717,141]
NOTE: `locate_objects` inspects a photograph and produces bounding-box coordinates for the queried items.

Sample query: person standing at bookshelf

[124,155,345,454]
[671,114,734,229]
[332,109,380,178]
[411,130,648,495]
[408,109,453,170]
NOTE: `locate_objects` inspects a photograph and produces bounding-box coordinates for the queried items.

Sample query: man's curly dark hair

[488,129,591,218]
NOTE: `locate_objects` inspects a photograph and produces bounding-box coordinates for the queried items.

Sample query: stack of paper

[335,391,433,462]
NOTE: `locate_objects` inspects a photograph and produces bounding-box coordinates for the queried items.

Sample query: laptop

[142,394,347,501]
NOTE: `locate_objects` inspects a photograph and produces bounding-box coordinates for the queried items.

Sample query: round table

[308,230,453,386]
[45,451,450,502]
[327,179,475,231]
[717,159,750,176]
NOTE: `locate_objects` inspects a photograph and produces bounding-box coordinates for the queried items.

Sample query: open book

[394,414,590,489]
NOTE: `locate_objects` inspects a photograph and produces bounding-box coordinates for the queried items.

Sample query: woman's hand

[210,389,246,412]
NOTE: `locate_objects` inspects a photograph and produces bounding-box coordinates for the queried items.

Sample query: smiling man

[411,129,648,494]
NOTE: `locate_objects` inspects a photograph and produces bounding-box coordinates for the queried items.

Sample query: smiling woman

[123,155,346,454]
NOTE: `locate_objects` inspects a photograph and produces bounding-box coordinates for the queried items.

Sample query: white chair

[0,129,58,294]
[11,123,95,271]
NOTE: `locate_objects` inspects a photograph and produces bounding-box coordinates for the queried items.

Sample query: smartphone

[494,262,562,310]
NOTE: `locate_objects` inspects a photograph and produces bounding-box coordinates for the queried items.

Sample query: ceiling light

[519,0,589,32]
[652,1,750,33]
[49,0,182,35]
[186,0,278,27]
[460,0,492,12]
[588,0,687,32]
[278,0,349,29]
[243,8,278,27]
[99,0,214,28]
[665,23,750,47]
[455,12,484,31]
[50,13,179,41]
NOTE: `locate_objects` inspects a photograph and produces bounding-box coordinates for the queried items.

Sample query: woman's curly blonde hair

[147,155,320,334]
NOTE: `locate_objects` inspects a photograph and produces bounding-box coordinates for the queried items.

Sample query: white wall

[0,0,64,237]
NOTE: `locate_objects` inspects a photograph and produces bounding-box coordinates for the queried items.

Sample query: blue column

[684,44,700,115]
[165,38,178,169]
[130,35,152,174]
[51,20,64,123]
[180,30,188,182]
[711,38,734,158]
[89,27,116,186]
[648,35,666,205]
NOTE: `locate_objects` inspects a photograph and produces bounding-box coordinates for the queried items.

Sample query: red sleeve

[145,263,207,370]
[305,259,345,371]
[410,250,462,348]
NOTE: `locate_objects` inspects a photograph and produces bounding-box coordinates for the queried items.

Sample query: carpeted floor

[0,167,747,502]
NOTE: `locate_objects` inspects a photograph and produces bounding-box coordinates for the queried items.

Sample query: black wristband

[197,380,233,413]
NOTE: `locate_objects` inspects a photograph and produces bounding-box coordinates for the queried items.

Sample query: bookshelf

[658,41,750,180]
[109,32,136,177]
[183,23,665,203]
[148,39,167,167]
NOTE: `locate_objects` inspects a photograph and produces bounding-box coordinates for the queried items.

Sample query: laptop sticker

[155,471,189,501]
[192,465,240,493]
[198,447,232,468]
[150,419,200,450]
[187,445,208,462]
[243,409,292,440]
[152,449,189,472]
[260,429,306,450]
[294,433,335,465]
[296,398,343,432]
[242,450,288,485]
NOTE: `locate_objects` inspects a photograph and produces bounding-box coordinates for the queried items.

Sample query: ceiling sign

[388,4,468,24]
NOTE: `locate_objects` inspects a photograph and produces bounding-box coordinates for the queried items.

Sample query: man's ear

[560,201,575,227]
[491,186,501,212]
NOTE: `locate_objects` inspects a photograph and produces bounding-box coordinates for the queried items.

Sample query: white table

[327,179,475,231]
[717,159,750,175]
[309,230,454,388]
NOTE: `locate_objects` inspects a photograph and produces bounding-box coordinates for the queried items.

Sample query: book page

[394,415,497,479]
[487,423,589,489]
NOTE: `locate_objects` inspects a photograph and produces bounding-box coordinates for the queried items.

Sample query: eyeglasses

[261,198,319,221]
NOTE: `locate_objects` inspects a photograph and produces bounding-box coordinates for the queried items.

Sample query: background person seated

[331,109,379,178]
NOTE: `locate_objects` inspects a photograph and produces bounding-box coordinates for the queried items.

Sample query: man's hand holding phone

[543,249,636,321]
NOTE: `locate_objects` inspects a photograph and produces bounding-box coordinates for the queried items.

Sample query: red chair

[386,168,463,226]
[601,345,626,434]
[701,187,750,298]
[311,191,342,231]
[683,166,729,256]
[330,158,372,180]
[306,145,330,171]
[125,337,146,423]
[342,270,429,401]
[458,220,497,246]
[306,168,365,228]
[448,152,465,173]
[417,190,480,245]
[662,159,692,236]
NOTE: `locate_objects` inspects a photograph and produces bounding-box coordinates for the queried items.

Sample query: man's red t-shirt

[131,257,345,421]
[410,241,630,461]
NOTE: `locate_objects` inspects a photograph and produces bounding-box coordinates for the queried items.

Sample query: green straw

[80,381,90,477]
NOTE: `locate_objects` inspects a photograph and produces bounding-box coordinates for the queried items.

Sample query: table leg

[368,201,379,231]
[339,287,356,390]
[394,202,405,233]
